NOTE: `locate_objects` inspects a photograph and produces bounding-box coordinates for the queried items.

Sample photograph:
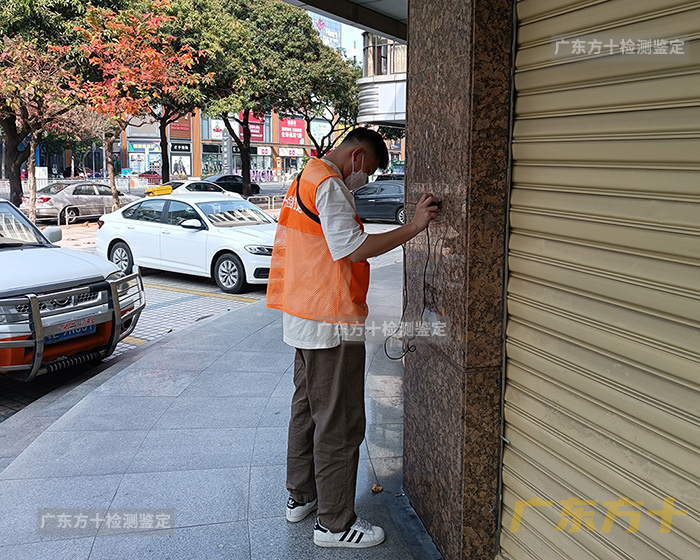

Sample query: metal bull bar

[0,270,145,382]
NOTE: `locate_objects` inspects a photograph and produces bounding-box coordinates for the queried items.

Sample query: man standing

[267,128,438,548]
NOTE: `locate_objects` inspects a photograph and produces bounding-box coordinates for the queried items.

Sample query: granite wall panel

[403,0,513,558]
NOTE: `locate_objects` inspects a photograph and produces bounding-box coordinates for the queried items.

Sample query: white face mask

[344,153,368,190]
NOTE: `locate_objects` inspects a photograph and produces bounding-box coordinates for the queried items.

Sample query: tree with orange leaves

[77,0,210,202]
[0,36,78,219]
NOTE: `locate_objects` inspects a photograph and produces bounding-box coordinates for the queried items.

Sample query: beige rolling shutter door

[499,1,700,559]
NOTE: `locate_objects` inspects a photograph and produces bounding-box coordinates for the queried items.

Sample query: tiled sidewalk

[0,263,442,560]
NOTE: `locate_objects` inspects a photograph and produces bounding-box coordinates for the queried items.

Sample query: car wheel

[109,242,134,274]
[396,206,406,225]
[60,206,79,225]
[214,253,247,293]
[252,185,260,195]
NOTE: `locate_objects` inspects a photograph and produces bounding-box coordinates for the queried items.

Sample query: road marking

[142,283,260,302]
[123,336,148,345]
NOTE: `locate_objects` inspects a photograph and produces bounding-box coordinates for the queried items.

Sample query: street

[0,219,401,423]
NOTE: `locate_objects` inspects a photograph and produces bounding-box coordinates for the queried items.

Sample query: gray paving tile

[257,398,291,428]
[249,464,287,520]
[368,353,405,377]
[89,521,250,560]
[252,427,288,466]
[152,397,267,429]
[180,371,283,398]
[91,368,201,397]
[366,424,403,459]
[365,375,403,398]
[126,349,225,372]
[365,397,404,426]
[370,457,403,495]
[208,350,293,374]
[162,328,251,350]
[127,428,256,473]
[0,474,121,545]
[0,430,148,480]
[0,537,93,560]
[107,467,249,528]
[235,329,291,355]
[270,374,294,400]
[249,513,414,560]
[46,396,174,432]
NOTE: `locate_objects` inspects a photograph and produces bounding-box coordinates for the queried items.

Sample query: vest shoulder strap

[295,169,320,224]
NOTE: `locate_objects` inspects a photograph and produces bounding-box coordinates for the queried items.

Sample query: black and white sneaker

[313,517,385,548]
[286,496,318,523]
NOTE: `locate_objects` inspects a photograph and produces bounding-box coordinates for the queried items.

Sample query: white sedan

[96,194,276,293]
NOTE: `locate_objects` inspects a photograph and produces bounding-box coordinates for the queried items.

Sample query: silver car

[20,182,140,224]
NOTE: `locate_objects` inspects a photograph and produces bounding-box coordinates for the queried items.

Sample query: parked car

[138,170,162,184]
[172,181,243,199]
[205,174,261,196]
[145,180,243,198]
[354,180,405,224]
[144,181,183,197]
[375,173,405,181]
[20,182,140,224]
[96,194,276,293]
[0,200,145,382]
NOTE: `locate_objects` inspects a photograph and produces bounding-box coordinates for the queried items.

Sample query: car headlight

[106,271,130,297]
[244,245,273,256]
[0,304,23,325]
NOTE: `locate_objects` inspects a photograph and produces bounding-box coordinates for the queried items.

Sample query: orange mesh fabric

[267,159,370,324]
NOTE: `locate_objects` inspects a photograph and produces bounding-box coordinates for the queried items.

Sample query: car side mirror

[180,219,204,230]
[44,226,62,243]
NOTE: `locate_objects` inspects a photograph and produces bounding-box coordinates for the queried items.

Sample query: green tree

[77,1,209,203]
[0,0,130,206]
[208,0,326,196]
[295,43,360,158]
[0,37,78,219]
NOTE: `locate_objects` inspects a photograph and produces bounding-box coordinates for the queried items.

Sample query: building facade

[284,1,700,559]
[119,110,332,181]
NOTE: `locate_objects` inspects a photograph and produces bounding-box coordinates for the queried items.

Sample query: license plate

[45,325,97,344]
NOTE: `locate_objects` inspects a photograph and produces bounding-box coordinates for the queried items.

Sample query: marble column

[403,1,514,558]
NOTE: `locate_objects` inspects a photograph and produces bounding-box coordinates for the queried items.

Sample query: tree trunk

[241,109,252,198]
[105,135,121,210]
[1,138,5,179]
[159,119,170,183]
[1,117,30,207]
[27,133,39,223]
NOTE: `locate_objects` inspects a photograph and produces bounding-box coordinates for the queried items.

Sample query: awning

[284,0,407,42]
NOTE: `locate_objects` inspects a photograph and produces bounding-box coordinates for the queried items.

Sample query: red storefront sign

[241,112,265,143]
[280,118,305,145]
[170,114,191,139]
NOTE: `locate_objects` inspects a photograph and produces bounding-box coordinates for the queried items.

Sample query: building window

[363,34,406,77]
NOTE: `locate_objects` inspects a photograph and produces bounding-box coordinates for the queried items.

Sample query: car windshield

[39,183,69,194]
[0,204,47,247]
[196,200,275,227]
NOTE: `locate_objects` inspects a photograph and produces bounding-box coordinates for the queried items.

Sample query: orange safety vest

[266,158,370,324]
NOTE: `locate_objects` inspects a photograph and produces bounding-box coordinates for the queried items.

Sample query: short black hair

[342,128,390,170]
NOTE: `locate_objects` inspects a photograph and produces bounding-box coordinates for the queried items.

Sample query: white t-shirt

[282,159,369,349]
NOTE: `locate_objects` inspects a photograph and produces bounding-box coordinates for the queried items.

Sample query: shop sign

[279,118,305,145]
[170,114,191,139]
[310,120,332,142]
[211,119,225,140]
[241,112,265,143]
[171,143,191,153]
[279,147,305,157]
[128,141,161,153]
[258,146,272,156]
